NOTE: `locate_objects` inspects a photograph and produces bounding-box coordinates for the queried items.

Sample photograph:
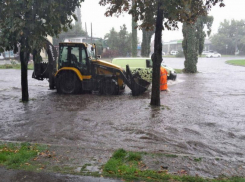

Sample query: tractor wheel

[57,71,81,94]
[100,78,119,95]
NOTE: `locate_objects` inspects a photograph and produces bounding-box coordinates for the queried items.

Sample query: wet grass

[0,63,34,70]
[226,60,245,66]
[164,154,178,158]
[161,105,171,110]
[0,142,46,170]
[174,68,184,74]
[1,143,245,181]
[194,157,202,162]
[102,149,245,182]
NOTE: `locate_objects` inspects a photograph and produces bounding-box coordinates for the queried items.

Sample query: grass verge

[174,68,183,74]
[0,142,47,170]
[0,63,34,70]
[102,149,245,182]
[226,60,245,66]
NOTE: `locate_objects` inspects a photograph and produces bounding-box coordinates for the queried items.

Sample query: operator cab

[59,43,95,75]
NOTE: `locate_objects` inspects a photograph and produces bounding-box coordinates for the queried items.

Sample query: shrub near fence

[101,50,120,58]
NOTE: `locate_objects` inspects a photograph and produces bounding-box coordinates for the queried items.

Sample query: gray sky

[80,0,245,42]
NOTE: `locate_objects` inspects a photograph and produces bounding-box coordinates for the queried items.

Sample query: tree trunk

[141,28,154,57]
[131,0,137,57]
[20,49,30,102]
[182,23,198,73]
[150,1,164,106]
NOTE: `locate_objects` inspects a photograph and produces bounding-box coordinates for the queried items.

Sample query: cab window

[59,46,68,67]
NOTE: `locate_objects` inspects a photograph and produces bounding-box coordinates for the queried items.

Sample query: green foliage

[132,15,138,57]
[103,149,245,182]
[0,142,46,169]
[196,16,214,55]
[194,157,202,162]
[211,20,245,55]
[99,0,224,106]
[182,16,213,73]
[141,28,154,57]
[182,23,198,73]
[127,152,142,162]
[99,0,224,31]
[112,149,127,159]
[174,69,184,74]
[0,63,34,70]
[53,24,87,46]
[0,0,84,101]
[175,51,184,58]
[104,25,132,57]
[0,0,83,53]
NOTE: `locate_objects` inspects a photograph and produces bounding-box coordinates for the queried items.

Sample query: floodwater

[0,57,245,175]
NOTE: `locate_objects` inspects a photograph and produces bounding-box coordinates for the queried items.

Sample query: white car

[170,50,178,55]
[202,51,210,55]
[206,52,221,58]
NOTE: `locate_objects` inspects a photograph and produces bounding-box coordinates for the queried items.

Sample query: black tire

[49,74,55,90]
[56,71,81,94]
[99,78,119,95]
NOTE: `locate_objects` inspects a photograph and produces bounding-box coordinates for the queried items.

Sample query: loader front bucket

[131,77,150,96]
[125,65,150,96]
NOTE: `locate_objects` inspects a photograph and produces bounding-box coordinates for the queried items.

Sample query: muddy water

[0,57,245,162]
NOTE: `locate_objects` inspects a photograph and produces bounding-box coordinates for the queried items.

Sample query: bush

[175,51,184,57]
[101,49,120,58]
[10,60,17,65]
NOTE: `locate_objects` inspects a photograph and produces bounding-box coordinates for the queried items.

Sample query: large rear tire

[57,71,81,94]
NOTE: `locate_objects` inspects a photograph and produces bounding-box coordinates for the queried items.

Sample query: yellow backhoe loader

[32,41,150,96]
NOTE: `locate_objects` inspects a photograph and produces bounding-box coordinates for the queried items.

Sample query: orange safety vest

[160,67,168,91]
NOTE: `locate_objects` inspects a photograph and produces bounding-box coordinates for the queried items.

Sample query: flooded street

[1,57,245,177]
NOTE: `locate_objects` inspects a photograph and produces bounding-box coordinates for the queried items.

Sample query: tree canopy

[99,0,224,30]
[0,0,83,53]
[103,25,132,57]
[53,24,87,46]
[210,19,245,55]
[99,0,224,106]
[0,0,83,101]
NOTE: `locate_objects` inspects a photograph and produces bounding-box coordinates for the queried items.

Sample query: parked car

[0,53,4,60]
[170,50,178,55]
[206,52,221,58]
[202,51,210,55]
[111,57,177,82]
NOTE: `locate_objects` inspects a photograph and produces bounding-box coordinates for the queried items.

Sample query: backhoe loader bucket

[125,65,150,96]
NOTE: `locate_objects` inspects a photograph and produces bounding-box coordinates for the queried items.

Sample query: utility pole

[91,23,93,44]
[85,22,88,42]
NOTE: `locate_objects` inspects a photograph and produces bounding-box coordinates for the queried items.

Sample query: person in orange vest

[160,66,168,91]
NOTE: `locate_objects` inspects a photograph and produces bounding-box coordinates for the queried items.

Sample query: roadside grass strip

[174,69,183,74]
[0,63,34,70]
[226,60,245,66]
[102,149,245,182]
[0,142,46,170]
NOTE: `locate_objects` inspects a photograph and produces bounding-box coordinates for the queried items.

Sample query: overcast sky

[80,0,245,42]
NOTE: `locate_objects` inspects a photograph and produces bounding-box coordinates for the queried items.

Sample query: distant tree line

[53,24,87,46]
[211,19,245,55]
[102,24,132,58]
